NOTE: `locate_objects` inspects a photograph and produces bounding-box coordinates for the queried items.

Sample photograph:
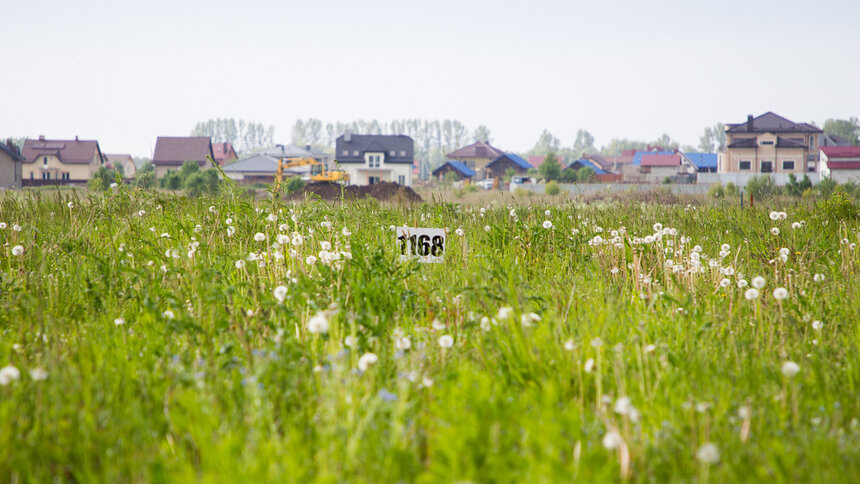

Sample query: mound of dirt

[291,181,422,203]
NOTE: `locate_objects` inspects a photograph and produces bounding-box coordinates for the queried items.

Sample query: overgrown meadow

[2,186,860,483]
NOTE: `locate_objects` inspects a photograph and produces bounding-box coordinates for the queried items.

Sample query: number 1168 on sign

[396,227,445,263]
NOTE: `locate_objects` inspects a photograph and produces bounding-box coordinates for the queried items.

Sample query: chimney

[75,135,79,141]
[344,129,352,142]
[39,135,45,141]
[306,144,311,151]
[747,115,754,131]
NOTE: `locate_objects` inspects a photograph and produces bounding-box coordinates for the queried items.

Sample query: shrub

[816,191,858,222]
[708,184,725,199]
[817,178,838,198]
[725,182,738,197]
[545,180,562,196]
[746,175,780,200]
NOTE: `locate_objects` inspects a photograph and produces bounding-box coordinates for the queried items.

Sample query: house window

[390,150,395,156]
[782,160,795,171]
[42,172,50,180]
[400,150,406,156]
[342,150,348,156]
[739,160,751,170]
[809,137,815,150]
[62,172,70,180]
[760,141,774,146]
[761,161,773,173]
[43,157,48,166]
[368,176,380,185]
[398,175,406,185]
[368,154,381,168]
[353,150,359,156]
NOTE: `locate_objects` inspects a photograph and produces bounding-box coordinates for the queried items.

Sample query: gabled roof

[487,153,532,171]
[432,161,476,178]
[568,159,608,174]
[684,153,718,170]
[776,137,806,148]
[727,138,758,148]
[152,137,214,166]
[581,154,617,172]
[222,154,279,173]
[22,138,103,164]
[641,153,681,167]
[335,134,414,164]
[821,146,860,158]
[105,154,133,163]
[212,143,237,161]
[632,151,674,165]
[446,141,505,160]
[726,112,822,134]
[0,142,23,162]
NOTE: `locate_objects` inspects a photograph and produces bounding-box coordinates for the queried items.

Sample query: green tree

[135,162,156,189]
[571,129,596,158]
[530,130,561,156]
[472,125,492,144]
[539,152,562,181]
[823,117,860,145]
[192,118,275,153]
[698,123,726,152]
[559,168,578,183]
[576,166,596,183]
[600,139,648,156]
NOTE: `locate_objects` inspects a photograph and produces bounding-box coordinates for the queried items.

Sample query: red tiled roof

[153,137,213,166]
[105,154,132,164]
[641,153,681,167]
[21,138,102,164]
[446,141,504,159]
[827,162,860,170]
[212,142,237,163]
[821,146,860,158]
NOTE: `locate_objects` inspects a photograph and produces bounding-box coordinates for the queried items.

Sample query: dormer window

[760,141,774,145]
[365,152,383,168]
[43,157,48,166]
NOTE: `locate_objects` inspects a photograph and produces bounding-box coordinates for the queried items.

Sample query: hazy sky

[3,0,859,157]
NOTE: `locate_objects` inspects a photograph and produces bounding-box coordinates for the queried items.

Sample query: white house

[820,146,860,183]
[334,131,413,186]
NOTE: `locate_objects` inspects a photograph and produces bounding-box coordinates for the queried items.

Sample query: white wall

[697,172,819,187]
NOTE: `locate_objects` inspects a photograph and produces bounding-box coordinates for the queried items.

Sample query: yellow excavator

[275,157,349,188]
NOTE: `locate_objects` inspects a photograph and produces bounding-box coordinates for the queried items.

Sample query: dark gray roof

[335,134,413,164]
[223,154,313,175]
[727,112,822,134]
[0,142,22,161]
[263,144,316,159]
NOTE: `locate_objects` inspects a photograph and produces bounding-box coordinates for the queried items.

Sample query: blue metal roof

[632,150,674,165]
[446,161,476,177]
[498,153,532,170]
[683,153,718,169]
[569,158,607,174]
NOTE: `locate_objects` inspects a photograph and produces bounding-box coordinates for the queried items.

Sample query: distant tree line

[191,119,275,154]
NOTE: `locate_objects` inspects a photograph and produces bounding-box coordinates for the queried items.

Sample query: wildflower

[644,344,656,353]
[564,339,576,351]
[291,233,304,246]
[520,312,540,327]
[422,376,434,387]
[738,406,752,419]
[773,287,789,300]
[320,241,332,251]
[483,225,490,232]
[480,317,491,331]
[778,211,787,220]
[114,318,125,326]
[455,227,465,237]
[542,220,553,229]
[737,279,748,288]
[752,276,766,289]
[0,365,21,385]
[590,337,603,348]
[307,312,329,334]
[614,397,633,415]
[431,319,446,330]
[779,247,790,257]
[11,245,23,256]
[226,226,236,237]
[438,335,454,348]
[305,255,317,265]
[12,224,21,232]
[653,223,663,232]
[812,320,823,330]
[602,429,623,450]
[395,336,411,350]
[276,234,290,245]
[254,232,266,242]
[344,335,357,348]
[225,218,233,225]
[0,222,5,229]
[696,443,720,464]
[68,201,74,209]
[266,213,277,222]
[744,288,760,300]
[163,310,175,319]
[496,306,514,320]
[792,222,802,229]
[584,358,595,373]
[771,227,780,236]
[720,278,731,288]
[510,209,516,217]
[29,367,48,381]
[781,361,800,378]
[273,285,288,303]
[769,211,779,221]
[813,273,825,282]
[357,352,378,372]
[235,260,246,269]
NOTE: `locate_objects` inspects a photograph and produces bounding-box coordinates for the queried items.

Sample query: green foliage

[135,162,156,189]
[503,167,516,183]
[538,152,562,181]
[708,183,725,199]
[87,165,122,191]
[785,174,813,197]
[816,190,859,222]
[817,177,839,198]
[746,175,780,199]
[159,170,182,190]
[544,180,561,196]
[283,176,306,195]
[157,161,221,196]
[191,118,274,153]
[725,182,738,197]
[530,130,561,157]
[559,168,578,183]
[823,117,860,145]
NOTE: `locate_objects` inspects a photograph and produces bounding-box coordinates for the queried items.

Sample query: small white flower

[235,260,246,269]
[11,245,23,256]
[720,278,731,288]
[752,276,766,289]
[813,273,824,282]
[542,220,553,229]
[12,224,21,232]
[584,358,595,373]
[431,319,446,331]
[266,213,277,222]
[520,312,540,327]
[307,312,329,334]
[273,285,288,303]
[590,337,603,348]
[769,211,779,221]
[696,442,720,464]
[395,336,411,350]
[0,222,5,229]
[67,201,75,209]
[564,339,576,351]
[737,279,748,288]
[792,222,802,229]
[254,232,266,242]
[773,287,788,300]
[738,406,752,419]
[438,335,454,348]
[29,367,48,381]
[781,361,800,378]
[344,335,357,348]
[771,227,780,236]
[226,226,236,237]
[357,352,378,372]
[812,320,823,330]
[455,227,465,237]
[163,310,175,319]
[602,429,623,450]
[0,365,21,385]
[614,397,633,415]
[483,225,491,232]
[744,288,760,300]
[480,317,491,331]
[114,318,125,326]
[422,376,434,387]
[305,255,317,265]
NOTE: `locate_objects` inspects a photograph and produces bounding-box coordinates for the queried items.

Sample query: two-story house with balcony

[21,136,106,183]
[718,112,822,175]
[335,132,414,186]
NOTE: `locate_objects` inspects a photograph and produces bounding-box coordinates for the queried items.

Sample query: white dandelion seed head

[812,320,823,330]
[744,288,760,300]
[254,232,266,242]
[781,360,800,378]
[542,220,553,229]
[813,273,824,282]
[357,352,378,372]
[483,225,491,232]
[773,287,789,300]
[307,312,330,334]
[114,318,125,326]
[438,335,454,348]
[771,227,780,236]
[696,442,720,464]
[602,429,623,450]
[496,306,514,320]
[163,310,175,320]
[29,367,48,381]
[0,365,21,385]
[273,285,288,303]
[11,245,23,256]
[564,339,576,351]
[584,358,595,373]
[305,255,317,265]
[752,276,766,289]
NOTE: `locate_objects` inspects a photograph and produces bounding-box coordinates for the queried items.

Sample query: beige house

[105,154,137,178]
[152,137,214,178]
[0,140,23,189]
[718,112,822,174]
[820,146,860,183]
[446,141,505,180]
[21,136,105,183]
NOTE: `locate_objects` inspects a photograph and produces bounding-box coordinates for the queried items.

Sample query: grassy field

[1,185,859,483]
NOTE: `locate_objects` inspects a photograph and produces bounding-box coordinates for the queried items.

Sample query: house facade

[432,161,475,181]
[820,146,860,183]
[446,141,505,180]
[485,153,532,180]
[335,133,414,186]
[152,137,214,178]
[718,112,822,174]
[212,143,238,165]
[105,154,136,178]
[0,140,23,189]
[21,136,105,183]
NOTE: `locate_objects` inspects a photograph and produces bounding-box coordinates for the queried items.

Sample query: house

[821,133,852,147]
[582,153,634,172]
[0,140,23,189]
[485,153,532,180]
[212,143,238,165]
[567,158,622,182]
[819,146,860,183]
[640,153,695,183]
[446,141,505,179]
[432,161,476,181]
[683,153,718,173]
[719,112,822,174]
[334,132,414,186]
[21,136,105,183]
[105,154,137,178]
[152,137,214,178]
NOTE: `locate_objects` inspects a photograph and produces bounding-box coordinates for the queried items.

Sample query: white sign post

[396,227,446,263]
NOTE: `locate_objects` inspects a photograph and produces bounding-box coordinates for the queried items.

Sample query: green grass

[1,186,859,482]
